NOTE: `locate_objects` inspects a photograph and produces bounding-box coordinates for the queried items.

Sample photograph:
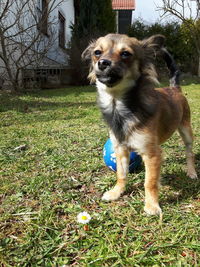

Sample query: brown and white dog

[82,33,197,215]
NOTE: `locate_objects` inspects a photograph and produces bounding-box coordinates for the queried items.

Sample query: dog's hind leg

[178,122,197,179]
[102,145,130,201]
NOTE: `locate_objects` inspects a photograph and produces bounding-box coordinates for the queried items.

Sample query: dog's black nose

[98,59,111,71]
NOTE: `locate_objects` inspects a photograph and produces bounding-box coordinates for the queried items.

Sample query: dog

[82,33,197,215]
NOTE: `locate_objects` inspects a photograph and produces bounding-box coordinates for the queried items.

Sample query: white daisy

[77,211,91,224]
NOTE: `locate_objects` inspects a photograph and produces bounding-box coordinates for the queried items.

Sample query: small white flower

[77,211,91,224]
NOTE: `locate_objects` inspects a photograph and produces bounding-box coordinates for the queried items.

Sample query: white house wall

[0,0,75,68]
[46,0,75,65]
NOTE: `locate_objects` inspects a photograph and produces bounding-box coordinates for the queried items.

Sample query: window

[58,12,66,48]
[38,0,48,35]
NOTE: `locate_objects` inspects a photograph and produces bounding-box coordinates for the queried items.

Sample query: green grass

[0,82,200,266]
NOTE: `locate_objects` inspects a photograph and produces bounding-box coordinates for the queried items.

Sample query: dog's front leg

[102,146,130,201]
[143,147,162,215]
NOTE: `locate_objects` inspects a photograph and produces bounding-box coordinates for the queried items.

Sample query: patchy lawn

[0,82,200,266]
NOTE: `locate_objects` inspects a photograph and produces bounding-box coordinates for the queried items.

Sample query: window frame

[37,0,49,36]
[58,11,66,49]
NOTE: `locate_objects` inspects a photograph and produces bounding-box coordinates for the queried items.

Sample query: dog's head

[82,34,165,88]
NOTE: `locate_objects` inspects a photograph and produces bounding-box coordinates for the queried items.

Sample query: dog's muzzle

[98,59,111,71]
[96,59,123,87]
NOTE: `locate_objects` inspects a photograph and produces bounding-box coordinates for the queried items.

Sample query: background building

[112,0,135,33]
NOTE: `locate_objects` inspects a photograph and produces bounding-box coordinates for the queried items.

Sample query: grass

[0,82,200,266]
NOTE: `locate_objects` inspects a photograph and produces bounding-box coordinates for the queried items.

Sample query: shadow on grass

[162,172,200,201]
[161,152,200,204]
[36,85,96,98]
[125,152,200,204]
[180,76,200,86]
[160,75,200,87]
[0,87,96,113]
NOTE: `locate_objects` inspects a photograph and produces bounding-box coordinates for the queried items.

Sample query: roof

[112,0,135,10]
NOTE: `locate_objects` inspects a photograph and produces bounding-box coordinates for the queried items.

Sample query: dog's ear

[81,41,96,61]
[141,35,165,50]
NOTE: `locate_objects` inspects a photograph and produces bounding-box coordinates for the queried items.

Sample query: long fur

[98,75,158,142]
[161,47,180,87]
[82,33,197,215]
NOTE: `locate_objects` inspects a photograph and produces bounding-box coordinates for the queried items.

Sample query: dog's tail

[161,48,180,87]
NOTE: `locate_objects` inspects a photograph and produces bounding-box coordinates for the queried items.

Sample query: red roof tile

[112,0,135,10]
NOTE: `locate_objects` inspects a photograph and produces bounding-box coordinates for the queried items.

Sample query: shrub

[68,0,116,85]
[128,20,197,75]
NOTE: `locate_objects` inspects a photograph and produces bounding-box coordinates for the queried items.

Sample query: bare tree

[158,0,200,77]
[0,0,66,92]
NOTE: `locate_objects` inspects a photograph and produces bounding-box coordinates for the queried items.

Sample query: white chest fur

[126,131,151,155]
[110,130,150,155]
[96,79,150,155]
[96,80,114,112]
[96,79,136,114]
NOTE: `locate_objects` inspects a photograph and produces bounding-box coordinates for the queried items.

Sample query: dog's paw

[187,170,198,179]
[102,189,122,201]
[144,203,162,215]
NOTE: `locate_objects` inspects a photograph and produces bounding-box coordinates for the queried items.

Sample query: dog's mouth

[96,71,123,87]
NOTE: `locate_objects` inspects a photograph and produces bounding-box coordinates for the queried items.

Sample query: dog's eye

[94,50,102,57]
[120,51,132,58]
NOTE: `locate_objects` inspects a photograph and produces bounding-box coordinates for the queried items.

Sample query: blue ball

[103,138,142,173]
